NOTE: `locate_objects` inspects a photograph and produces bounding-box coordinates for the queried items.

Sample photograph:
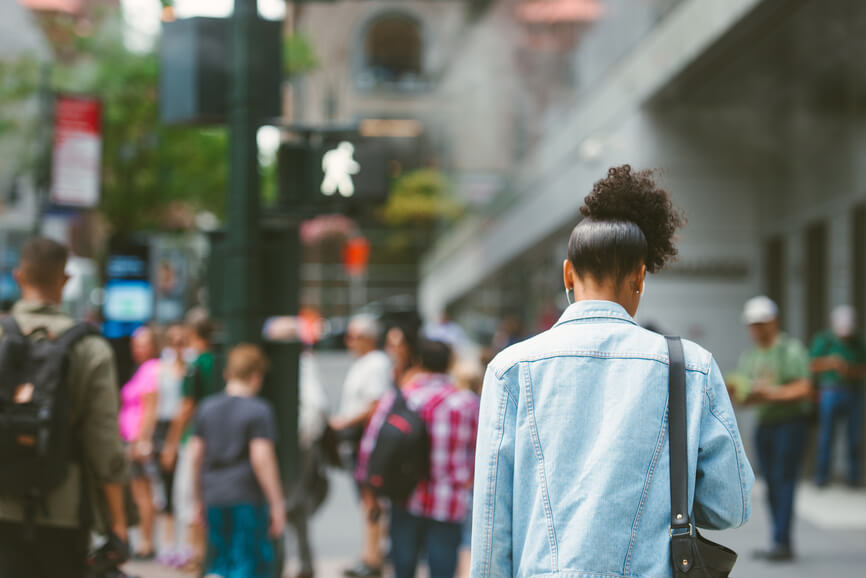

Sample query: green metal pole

[31,62,53,237]
[226,0,261,345]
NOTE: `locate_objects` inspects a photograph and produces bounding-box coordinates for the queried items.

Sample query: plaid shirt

[356,373,480,523]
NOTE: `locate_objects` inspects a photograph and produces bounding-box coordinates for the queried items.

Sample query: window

[805,221,828,341]
[359,14,425,90]
[764,236,786,329]
[853,204,866,330]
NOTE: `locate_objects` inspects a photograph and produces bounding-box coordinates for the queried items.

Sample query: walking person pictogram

[321,141,361,198]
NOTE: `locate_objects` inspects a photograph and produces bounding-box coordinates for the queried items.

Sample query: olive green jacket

[0,301,128,531]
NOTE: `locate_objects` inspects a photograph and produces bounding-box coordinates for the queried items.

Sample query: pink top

[118,358,160,442]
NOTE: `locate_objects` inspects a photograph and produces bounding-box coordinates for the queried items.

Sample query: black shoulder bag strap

[55,322,99,351]
[666,336,693,573]
[0,316,26,401]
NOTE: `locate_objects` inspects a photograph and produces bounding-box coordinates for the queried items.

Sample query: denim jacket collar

[554,299,638,328]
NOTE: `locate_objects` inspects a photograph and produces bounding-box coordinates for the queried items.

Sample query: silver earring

[565,287,573,305]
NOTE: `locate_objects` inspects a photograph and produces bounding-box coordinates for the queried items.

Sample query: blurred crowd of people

[116,306,490,578]
[330,314,484,578]
[115,309,218,572]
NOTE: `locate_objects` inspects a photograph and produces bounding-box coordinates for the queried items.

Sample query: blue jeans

[816,388,864,486]
[390,506,462,578]
[756,419,808,548]
[206,504,275,578]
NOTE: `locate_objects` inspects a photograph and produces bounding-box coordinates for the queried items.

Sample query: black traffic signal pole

[226,0,261,345]
[221,2,295,574]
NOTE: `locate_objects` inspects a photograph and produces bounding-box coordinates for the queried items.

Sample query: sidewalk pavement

[706,481,866,577]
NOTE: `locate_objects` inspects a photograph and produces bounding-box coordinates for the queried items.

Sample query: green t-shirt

[809,331,866,389]
[737,333,812,424]
[181,351,219,402]
[181,351,220,441]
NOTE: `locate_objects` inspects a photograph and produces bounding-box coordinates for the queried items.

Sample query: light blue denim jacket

[471,301,754,577]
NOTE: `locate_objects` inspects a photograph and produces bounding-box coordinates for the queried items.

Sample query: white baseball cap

[831,305,856,337]
[742,296,779,325]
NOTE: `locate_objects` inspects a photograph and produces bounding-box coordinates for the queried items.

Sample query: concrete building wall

[422,104,771,368]
[755,112,866,343]
[434,3,519,174]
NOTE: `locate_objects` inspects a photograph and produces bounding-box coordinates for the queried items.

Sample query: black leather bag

[666,336,738,577]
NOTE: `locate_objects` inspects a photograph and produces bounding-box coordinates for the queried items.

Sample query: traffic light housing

[277,137,393,211]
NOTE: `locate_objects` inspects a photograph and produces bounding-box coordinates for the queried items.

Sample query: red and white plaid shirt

[356,373,480,523]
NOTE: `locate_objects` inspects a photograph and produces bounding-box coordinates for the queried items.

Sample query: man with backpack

[0,238,128,577]
[357,339,480,578]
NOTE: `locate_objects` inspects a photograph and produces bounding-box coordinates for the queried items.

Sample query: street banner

[50,95,102,208]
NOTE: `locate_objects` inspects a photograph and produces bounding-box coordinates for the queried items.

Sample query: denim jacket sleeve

[693,357,755,530]
[471,364,519,577]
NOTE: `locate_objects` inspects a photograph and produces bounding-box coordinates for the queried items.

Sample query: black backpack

[364,388,448,502]
[0,316,98,521]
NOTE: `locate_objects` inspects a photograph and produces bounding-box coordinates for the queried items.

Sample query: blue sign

[103,252,152,338]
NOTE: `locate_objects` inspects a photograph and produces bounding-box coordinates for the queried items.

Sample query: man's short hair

[225,343,270,382]
[18,237,68,289]
[419,339,453,374]
[348,313,380,340]
[186,307,215,342]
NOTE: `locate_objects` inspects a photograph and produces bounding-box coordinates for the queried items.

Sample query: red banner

[50,95,102,208]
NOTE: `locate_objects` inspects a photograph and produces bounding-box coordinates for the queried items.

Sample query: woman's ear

[563,259,573,290]
[632,265,647,294]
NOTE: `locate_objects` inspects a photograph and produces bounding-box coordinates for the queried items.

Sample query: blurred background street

[3,0,866,577]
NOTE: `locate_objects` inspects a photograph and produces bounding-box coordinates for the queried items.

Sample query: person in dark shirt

[159,310,217,572]
[810,305,866,487]
[190,344,285,578]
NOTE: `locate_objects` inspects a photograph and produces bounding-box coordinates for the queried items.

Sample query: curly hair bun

[580,165,685,273]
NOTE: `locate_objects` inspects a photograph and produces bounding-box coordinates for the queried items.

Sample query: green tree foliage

[49,17,228,236]
[5,6,320,237]
[382,168,464,226]
[0,57,41,178]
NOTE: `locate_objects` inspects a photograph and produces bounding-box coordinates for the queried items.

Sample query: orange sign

[343,237,370,277]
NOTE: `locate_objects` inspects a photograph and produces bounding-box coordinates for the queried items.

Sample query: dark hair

[186,308,215,342]
[18,237,69,289]
[419,339,452,374]
[387,323,421,362]
[569,165,684,280]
